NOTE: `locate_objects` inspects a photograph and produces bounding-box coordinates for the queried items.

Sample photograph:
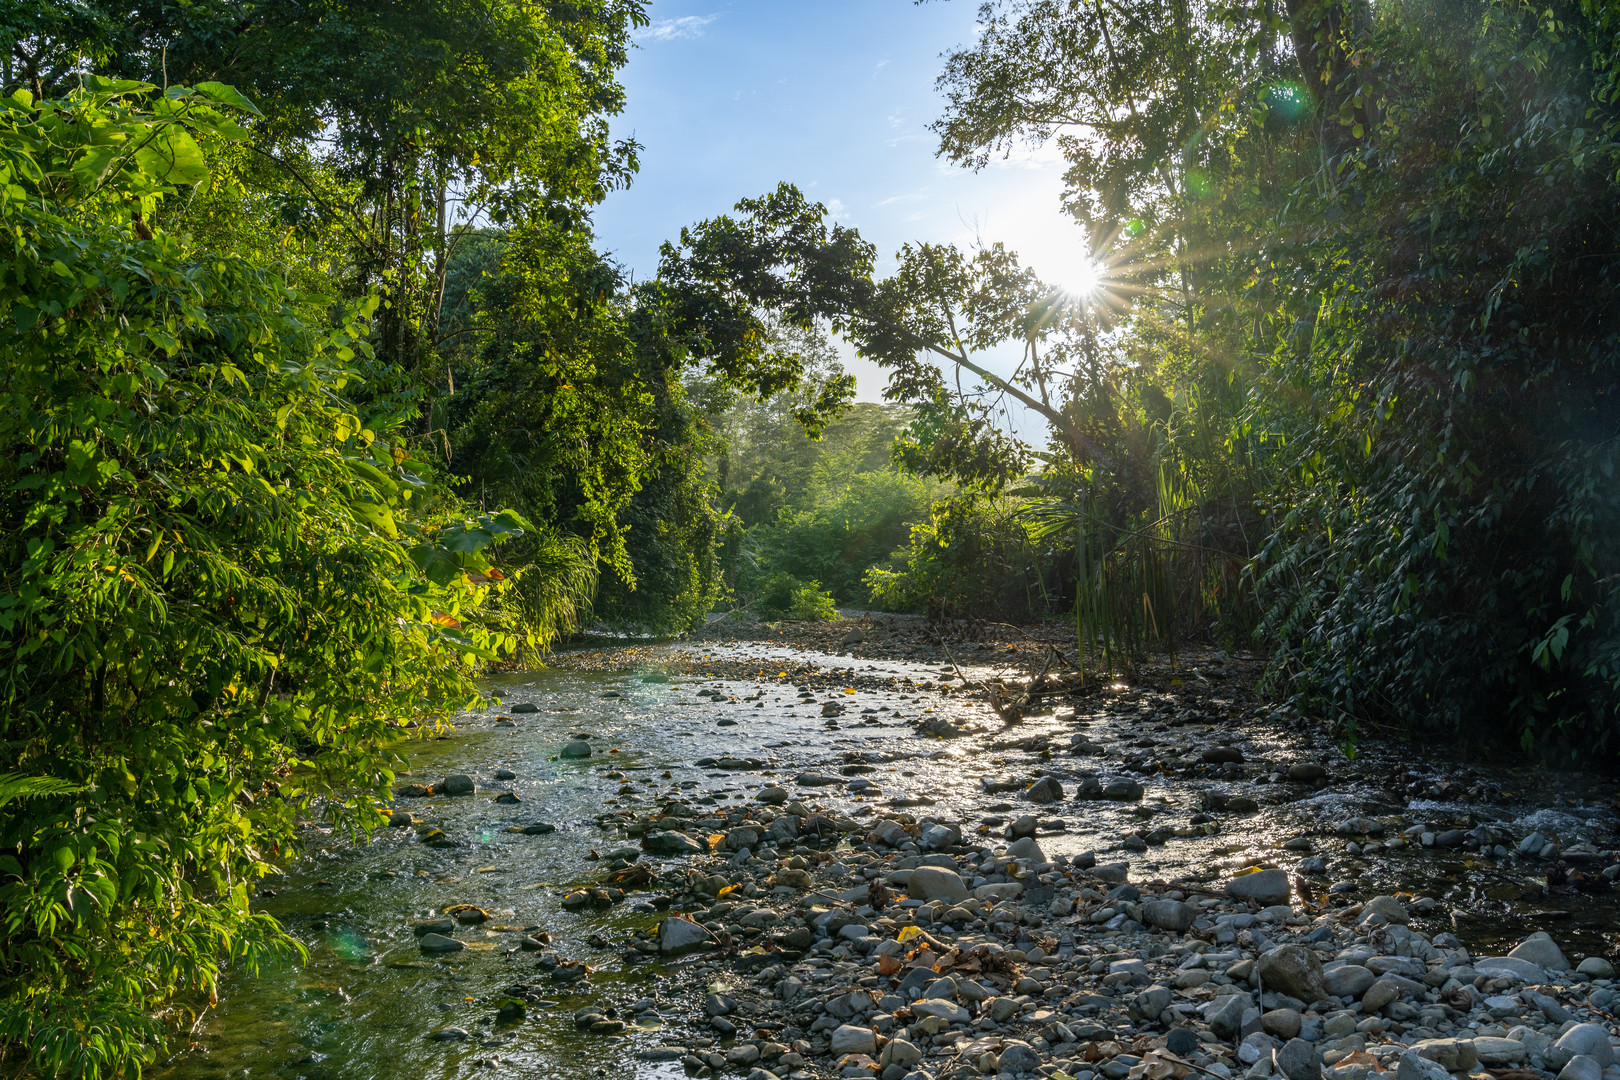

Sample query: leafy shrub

[756,572,839,621]
[0,82,523,1077]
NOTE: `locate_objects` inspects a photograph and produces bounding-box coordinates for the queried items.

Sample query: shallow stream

[153,644,1619,1080]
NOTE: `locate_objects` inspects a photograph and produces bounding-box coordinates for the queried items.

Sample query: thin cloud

[639,14,718,42]
[876,190,928,207]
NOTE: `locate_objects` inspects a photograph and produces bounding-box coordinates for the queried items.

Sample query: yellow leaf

[896,925,925,941]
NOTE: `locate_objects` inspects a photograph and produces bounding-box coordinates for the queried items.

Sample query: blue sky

[591,0,1091,410]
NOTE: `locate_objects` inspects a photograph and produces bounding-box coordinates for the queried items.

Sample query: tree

[0,80,527,1077]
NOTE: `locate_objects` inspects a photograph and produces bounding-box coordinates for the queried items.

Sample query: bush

[0,82,522,1077]
[756,572,839,621]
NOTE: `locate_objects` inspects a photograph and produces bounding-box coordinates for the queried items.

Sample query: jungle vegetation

[1,0,1616,1074]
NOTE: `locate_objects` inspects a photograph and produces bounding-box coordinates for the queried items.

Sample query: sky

[591,0,1093,412]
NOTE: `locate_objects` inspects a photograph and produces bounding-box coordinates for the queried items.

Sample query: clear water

[154,646,1619,1080]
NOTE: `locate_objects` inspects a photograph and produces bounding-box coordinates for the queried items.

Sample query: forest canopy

[1,0,1618,1074]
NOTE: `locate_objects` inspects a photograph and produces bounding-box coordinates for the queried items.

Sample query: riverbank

[155,624,1619,1080]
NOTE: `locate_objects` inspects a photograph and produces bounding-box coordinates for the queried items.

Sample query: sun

[1063,257,1104,299]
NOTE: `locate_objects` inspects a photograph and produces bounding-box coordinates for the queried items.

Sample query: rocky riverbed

[154,621,1619,1080]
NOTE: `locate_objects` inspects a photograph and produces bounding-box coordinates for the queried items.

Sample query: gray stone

[869,819,909,847]
[1577,957,1616,978]
[559,740,592,759]
[1104,778,1145,801]
[1007,836,1046,862]
[1475,956,1546,983]
[1142,899,1196,933]
[429,1026,471,1041]
[830,1025,878,1056]
[439,773,475,796]
[911,998,970,1024]
[1009,814,1039,838]
[974,881,1023,901]
[1473,1038,1527,1066]
[1025,777,1064,803]
[1323,964,1376,999]
[1131,987,1174,1023]
[418,933,464,953]
[658,916,718,956]
[1204,994,1249,1039]
[1274,1038,1321,1080]
[1412,1039,1480,1072]
[998,1043,1043,1074]
[643,830,706,856]
[1359,895,1409,924]
[881,1039,924,1068]
[1167,1029,1202,1056]
[755,785,788,804]
[1228,869,1292,906]
[908,866,971,903]
[1559,1057,1604,1080]
[1257,945,1329,1003]
[1262,1009,1303,1041]
[1555,1025,1617,1069]
[1508,931,1570,971]
[1361,980,1399,1013]
[919,821,962,849]
[1396,1050,1452,1080]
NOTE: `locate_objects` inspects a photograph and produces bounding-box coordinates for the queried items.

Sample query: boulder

[1577,956,1615,978]
[1474,956,1546,983]
[1257,945,1329,1003]
[1275,1038,1321,1080]
[1141,900,1196,933]
[919,821,962,849]
[418,933,464,953]
[643,830,706,856]
[1412,1039,1480,1073]
[1006,836,1046,863]
[1104,778,1145,801]
[1227,868,1292,906]
[1554,1025,1617,1068]
[658,916,719,956]
[1359,895,1409,924]
[1397,1050,1452,1080]
[1559,1057,1604,1080]
[1508,931,1570,972]
[829,1025,877,1056]
[559,740,592,759]
[1025,776,1064,803]
[755,785,789,804]
[438,773,475,796]
[1323,964,1376,999]
[1203,994,1248,1039]
[911,998,971,1024]
[908,866,971,903]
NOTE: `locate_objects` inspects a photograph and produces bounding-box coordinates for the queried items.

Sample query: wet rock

[830,1025,877,1056]
[413,917,455,937]
[388,811,412,827]
[559,740,592,759]
[704,993,737,1016]
[507,702,538,714]
[643,831,705,856]
[1141,900,1195,933]
[438,774,475,796]
[1104,778,1145,801]
[755,785,789,804]
[1358,895,1408,924]
[1009,814,1039,839]
[493,792,520,805]
[1025,776,1064,803]
[795,773,840,787]
[1554,1025,1617,1068]
[1275,1038,1321,1080]
[493,769,517,780]
[1263,1009,1303,1041]
[1227,868,1292,906]
[1258,945,1328,1003]
[1202,746,1245,764]
[908,866,970,903]
[519,821,556,835]
[1508,931,1570,971]
[418,933,464,953]
[1287,763,1327,783]
[919,821,962,849]
[429,1026,471,1041]
[658,916,719,956]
